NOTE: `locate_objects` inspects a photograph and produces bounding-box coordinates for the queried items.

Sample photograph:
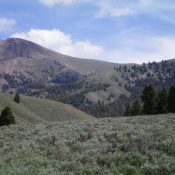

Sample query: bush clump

[0,106,15,126]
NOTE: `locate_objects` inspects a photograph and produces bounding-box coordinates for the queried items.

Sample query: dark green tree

[157,88,168,114]
[168,86,175,113]
[0,107,15,126]
[131,100,142,116]
[141,85,157,115]
[125,104,131,116]
[14,92,20,104]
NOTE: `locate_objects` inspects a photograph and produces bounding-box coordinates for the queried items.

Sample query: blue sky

[1,0,175,63]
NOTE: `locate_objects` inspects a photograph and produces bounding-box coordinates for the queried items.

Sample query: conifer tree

[141,85,157,115]
[125,104,131,116]
[157,88,168,114]
[0,107,15,126]
[131,101,142,116]
[168,86,175,113]
[14,92,20,104]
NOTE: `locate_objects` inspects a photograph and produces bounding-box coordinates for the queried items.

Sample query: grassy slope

[0,114,174,175]
[0,92,92,123]
[69,58,131,103]
[60,56,131,103]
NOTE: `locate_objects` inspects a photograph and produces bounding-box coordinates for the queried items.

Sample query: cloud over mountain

[11,28,175,63]
[11,29,104,59]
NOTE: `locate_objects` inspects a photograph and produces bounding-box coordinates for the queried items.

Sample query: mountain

[1,38,175,117]
[0,92,92,123]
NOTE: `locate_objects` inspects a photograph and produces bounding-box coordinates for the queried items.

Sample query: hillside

[0,114,174,175]
[1,38,175,117]
[0,92,92,123]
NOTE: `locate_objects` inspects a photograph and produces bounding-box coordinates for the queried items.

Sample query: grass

[0,92,92,123]
[0,114,174,175]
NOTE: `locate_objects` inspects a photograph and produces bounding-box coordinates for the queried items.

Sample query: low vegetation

[13,92,20,104]
[0,106,15,126]
[0,114,174,175]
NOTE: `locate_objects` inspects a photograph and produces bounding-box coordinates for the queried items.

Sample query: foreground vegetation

[0,114,174,175]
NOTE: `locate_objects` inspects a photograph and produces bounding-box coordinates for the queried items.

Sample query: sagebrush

[0,114,174,175]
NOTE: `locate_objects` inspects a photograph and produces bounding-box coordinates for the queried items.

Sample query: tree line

[125,85,175,116]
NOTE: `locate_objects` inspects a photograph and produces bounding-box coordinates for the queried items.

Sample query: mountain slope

[1,38,175,117]
[0,92,93,123]
[0,38,114,75]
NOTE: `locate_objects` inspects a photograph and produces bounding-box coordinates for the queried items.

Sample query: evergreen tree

[131,101,142,116]
[125,104,131,116]
[141,85,157,115]
[157,88,168,114]
[168,86,175,113]
[0,107,15,126]
[14,92,20,103]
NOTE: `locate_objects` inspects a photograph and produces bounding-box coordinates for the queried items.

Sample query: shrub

[0,106,15,126]
[14,92,20,104]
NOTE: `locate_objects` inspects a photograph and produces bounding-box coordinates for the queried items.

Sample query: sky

[1,0,175,63]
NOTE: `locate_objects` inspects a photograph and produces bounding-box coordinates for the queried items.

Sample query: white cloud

[100,35,175,64]
[11,29,104,59]
[11,28,175,64]
[96,2,134,18]
[38,0,85,6]
[0,18,16,33]
[38,0,175,18]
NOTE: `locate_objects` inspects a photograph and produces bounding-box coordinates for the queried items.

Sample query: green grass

[0,114,174,175]
[0,92,93,123]
[61,56,132,104]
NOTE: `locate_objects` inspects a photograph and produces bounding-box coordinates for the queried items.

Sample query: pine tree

[157,88,168,114]
[14,92,20,104]
[0,107,15,126]
[131,101,142,116]
[168,86,175,113]
[141,85,157,115]
[125,104,131,116]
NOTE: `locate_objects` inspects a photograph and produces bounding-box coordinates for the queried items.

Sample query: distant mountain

[0,38,175,117]
[0,92,92,123]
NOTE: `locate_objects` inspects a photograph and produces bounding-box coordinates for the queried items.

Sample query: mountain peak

[1,38,30,60]
[0,38,50,60]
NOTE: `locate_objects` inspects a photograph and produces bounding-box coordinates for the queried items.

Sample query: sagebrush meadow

[0,114,174,175]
